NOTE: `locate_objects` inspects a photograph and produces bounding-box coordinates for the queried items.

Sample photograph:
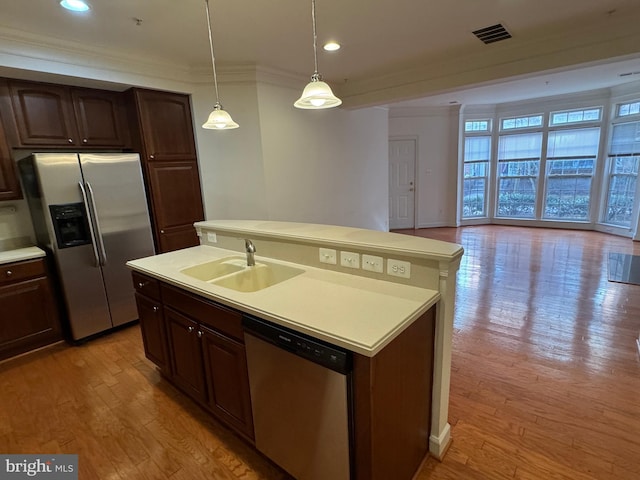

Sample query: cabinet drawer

[161,284,243,341]
[0,258,46,284]
[132,271,161,300]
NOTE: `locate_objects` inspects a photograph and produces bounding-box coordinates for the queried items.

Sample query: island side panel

[352,306,435,480]
[429,258,461,459]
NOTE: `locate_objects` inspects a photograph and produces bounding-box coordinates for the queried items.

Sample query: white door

[389,139,416,229]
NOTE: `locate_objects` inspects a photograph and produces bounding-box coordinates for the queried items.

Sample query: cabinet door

[8,80,78,146]
[201,326,254,440]
[165,307,206,401]
[134,89,197,162]
[135,292,169,371]
[0,100,21,201]
[71,88,129,147]
[0,277,61,361]
[146,161,204,252]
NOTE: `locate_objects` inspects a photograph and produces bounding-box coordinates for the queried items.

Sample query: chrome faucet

[245,239,256,266]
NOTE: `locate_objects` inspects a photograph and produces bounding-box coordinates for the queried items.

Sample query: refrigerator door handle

[85,181,108,267]
[78,181,102,268]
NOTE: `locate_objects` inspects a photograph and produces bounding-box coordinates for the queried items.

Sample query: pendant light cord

[311,0,319,77]
[204,0,220,104]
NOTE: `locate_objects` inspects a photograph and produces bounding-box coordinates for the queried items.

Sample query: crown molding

[336,7,640,108]
[0,25,196,90]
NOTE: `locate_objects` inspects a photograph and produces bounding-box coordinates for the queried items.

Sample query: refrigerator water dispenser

[49,203,91,249]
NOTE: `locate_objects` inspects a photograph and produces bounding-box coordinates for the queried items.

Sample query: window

[543,128,600,220]
[550,107,601,126]
[603,121,640,227]
[465,120,491,132]
[501,114,543,131]
[463,136,490,217]
[496,133,542,218]
[618,101,640,117]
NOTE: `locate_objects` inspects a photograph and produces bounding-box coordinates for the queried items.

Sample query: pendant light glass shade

[202,103,239,129]
[202,0,238,130]
[294,73,342,109]
[294,0,341,110]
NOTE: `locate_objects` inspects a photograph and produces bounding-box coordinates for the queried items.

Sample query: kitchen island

[127,220,463,479]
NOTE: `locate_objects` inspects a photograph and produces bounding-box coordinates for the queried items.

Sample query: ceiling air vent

[472,24,512,44]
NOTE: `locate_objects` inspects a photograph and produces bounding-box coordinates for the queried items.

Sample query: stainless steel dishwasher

[243,315,353,480]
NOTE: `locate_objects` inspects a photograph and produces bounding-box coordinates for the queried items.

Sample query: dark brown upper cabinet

[71,88,129,147]
[8,80,129,148]
[0,80,21,200]
[132,89,197,162]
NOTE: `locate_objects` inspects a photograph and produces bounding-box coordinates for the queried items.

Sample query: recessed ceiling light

[323,42,341,52]
[60,0,90,12]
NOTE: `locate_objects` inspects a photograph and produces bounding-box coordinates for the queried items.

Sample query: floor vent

[472,23,512,44]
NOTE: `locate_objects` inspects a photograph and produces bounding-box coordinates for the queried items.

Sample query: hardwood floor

[1,225,639,479]
[404,226,640,480]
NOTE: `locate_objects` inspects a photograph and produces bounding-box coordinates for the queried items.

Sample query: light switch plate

[319,248,337,265]
[340,251,360,269]
[362,254,384,273]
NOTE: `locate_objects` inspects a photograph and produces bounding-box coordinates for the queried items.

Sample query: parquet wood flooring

[1,225,639,479]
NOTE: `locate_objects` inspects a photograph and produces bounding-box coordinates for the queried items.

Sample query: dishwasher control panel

[243,315,351,374]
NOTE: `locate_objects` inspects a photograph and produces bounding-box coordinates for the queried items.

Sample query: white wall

[191,82,269,221]
[191,78,390,231]
[0,199,35,250]
[389,106,460,228]
[256,82,389,230]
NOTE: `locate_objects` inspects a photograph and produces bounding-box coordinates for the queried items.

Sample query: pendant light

[202,0,239,130]
[294,0,342,109]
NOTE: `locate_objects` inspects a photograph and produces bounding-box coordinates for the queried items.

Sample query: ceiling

[1,0,640,107]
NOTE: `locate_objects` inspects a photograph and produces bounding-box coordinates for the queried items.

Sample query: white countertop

[127,245,440,356]
[195,220,463,261]
[0,246,46,265]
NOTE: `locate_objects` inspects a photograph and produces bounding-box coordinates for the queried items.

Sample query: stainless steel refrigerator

[20,153,155,341]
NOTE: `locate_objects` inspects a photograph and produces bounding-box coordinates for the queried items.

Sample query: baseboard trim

[429,422,452,461]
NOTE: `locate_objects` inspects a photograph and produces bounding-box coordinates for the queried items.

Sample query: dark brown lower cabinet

[132,274,254,441]
[134,292,169,371]
[131,271,436,478]
[201,325,254,439]
[164,307,207,401]
[0,258,62,361]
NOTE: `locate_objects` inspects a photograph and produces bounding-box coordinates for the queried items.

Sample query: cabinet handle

[83,138,88,144]
[160,230,165,234]
[5,270,12,277]
[150,154,155,160]
[152,306,159,312]
[197,330,203,338]
[137,281,147,288]
[68,138,73,143]
[188,326,195,333]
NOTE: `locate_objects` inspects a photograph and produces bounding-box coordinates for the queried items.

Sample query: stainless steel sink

[212,262,304,292]
[180,256,246,281]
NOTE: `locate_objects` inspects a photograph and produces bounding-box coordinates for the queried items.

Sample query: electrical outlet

[387,259,411,278]
[319,248,337,265]
[207,232,217,243]
[362,254,383,273]
[340,251,360,269]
